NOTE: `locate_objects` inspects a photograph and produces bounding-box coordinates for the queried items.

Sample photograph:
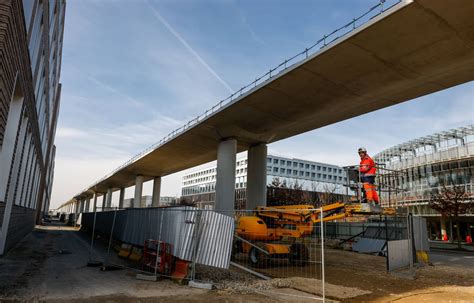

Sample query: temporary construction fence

[82,206,235,269]
[326,216,408,243]
[232,208,326,301]
[81,206,327,301]
[324,214,426,272]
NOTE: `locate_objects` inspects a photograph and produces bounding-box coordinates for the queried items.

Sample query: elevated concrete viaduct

[59,0,474,214]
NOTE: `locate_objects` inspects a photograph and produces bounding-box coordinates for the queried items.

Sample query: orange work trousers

[363,183,379,203]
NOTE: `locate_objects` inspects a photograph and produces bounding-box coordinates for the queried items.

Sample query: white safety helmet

[358,147,367,153]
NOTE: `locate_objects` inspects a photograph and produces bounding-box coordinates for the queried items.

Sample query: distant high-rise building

[0,0,66,254]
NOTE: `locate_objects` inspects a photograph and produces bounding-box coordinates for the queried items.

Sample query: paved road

[0,223,210,302]
[430,241,474,251]
[0,222,285,302]
[430,249,474,267]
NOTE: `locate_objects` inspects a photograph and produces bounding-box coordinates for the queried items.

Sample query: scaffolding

[373,125,474,211]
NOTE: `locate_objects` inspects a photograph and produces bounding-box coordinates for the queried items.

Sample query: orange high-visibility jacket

[359,155,376,176]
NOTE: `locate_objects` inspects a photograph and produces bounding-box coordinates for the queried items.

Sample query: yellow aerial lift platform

[234,202,397,267]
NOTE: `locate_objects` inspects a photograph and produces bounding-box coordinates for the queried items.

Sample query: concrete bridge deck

[67,0,474,207]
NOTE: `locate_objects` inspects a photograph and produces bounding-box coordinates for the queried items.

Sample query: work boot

[360,203,371,212]
[369,202,382,213]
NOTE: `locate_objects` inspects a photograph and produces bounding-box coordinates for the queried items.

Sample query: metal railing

[343,164,407,207]
[381,143,474,171]
[74,0,403,199]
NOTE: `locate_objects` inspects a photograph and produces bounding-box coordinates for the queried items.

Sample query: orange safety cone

[466,235,472,244]
[442,234,448,241]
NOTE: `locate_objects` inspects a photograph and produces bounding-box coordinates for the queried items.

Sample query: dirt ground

[318,248,474,302]
[213,248,474,302]
[0,223,473,302]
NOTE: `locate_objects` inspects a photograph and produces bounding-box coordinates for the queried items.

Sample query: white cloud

[56,127,88,139]
[50,157,127,208]
[146,1,234,94]
[56,112,185,159]
[88,76,144,108]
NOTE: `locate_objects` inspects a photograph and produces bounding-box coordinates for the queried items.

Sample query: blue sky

[51,0,474,208]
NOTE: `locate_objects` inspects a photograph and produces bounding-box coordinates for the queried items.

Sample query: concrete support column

[93,193,98,212]
[7,116,28,205]
[152,177,161,207]
[18,130,31,195]
[134,175,144,208]
[74,201,79,226]
[101,194,106,211]
[85,198,91,213]
[215,139,237,214]
[0,91,23,201]
[0,88,24,255]
[118,188,125,209]
[246,143,267,210]
[106,188,112,208]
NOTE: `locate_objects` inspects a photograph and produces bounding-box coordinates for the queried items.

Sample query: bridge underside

[74,0,474,201]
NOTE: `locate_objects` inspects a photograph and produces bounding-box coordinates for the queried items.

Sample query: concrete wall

[0,1,65,255]
[0,202,35,253]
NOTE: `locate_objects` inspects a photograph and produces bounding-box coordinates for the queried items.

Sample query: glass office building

[374,125,474,240]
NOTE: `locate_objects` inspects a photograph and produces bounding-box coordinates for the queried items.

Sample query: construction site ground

[0,222,473,302]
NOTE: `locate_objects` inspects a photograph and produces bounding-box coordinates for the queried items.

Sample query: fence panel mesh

[81,207,326,301]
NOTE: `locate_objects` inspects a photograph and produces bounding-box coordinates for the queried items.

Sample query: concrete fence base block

[188,280,213,290]
[136,274,158,282]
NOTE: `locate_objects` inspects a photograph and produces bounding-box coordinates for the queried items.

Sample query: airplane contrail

[147,2,234,94]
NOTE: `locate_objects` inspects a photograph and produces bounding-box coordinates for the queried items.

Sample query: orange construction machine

[234,203,395,267]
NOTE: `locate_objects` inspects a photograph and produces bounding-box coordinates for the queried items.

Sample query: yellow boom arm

[254,202,396,224]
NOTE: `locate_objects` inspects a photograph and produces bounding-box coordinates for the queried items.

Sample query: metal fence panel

[352,238,386,253]
[387,239,410,271]
[325,219,407,240]
[196,210,234,268]
[412,216,429,252]
[82,207,234,269]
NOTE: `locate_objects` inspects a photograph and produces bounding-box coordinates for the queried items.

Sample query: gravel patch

[197,263,372,300]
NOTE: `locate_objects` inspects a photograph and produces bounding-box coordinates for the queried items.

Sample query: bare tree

[429,183,474,249]
[321,183,340,205]
[267,177,289,205]
[179,196,197,207]
[310,181,321,193]
[267,177,313,205]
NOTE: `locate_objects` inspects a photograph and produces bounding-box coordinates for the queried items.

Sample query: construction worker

[358,147,380,211]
